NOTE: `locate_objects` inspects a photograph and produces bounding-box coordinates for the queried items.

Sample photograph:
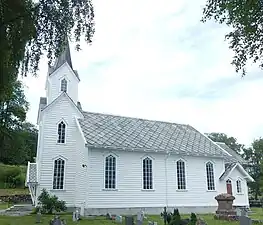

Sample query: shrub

[169,209,181,225]
[0,164,26,188]
[37,189,67,214]
[189,213,197,225]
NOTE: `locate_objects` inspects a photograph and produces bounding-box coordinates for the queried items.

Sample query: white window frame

[236,178,243,194]
[142,156,154,191]
[206,161,216,191]
[176,159,187,191]
[103,153,117,190]
[52,156,67,190]
[57,119,67,144]
[60,78,68,92]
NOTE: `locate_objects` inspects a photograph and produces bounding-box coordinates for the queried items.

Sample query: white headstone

[72,212,76,222]
[116,215,122,223]
[80,202,85,217]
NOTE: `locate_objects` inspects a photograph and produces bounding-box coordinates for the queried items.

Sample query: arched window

[61,78,67,92]
[105,155,116,189]
[143,157,153,190]
[236,179,242,193]
[57,121,66,143]
[176,159,186,190]
[206,162,215,190]
[53,158,65,189]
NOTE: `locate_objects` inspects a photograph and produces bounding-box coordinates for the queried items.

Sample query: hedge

[0,164,26,189]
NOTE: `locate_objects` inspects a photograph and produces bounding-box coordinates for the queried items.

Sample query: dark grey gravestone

[239,216,252,225]
[51,216,65,225]
[125,216,134,225]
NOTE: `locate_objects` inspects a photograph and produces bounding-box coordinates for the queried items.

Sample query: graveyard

[0,205,262,225]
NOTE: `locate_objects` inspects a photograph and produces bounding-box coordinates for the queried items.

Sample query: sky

[22,0,263,147]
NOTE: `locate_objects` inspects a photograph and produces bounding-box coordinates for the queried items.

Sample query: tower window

[57,121,66,143]
[61,78,67,92]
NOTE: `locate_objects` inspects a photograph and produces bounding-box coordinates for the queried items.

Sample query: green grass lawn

[250,207,263,220]
[0,202,8,210]
[0,214,240,225]
[0,208,261,225]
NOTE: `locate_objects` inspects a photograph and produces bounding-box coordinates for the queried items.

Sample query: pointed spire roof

[54,38,73,70]
[48,38,80,80]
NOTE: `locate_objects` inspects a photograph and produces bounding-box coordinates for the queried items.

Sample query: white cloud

[23,0,263,147]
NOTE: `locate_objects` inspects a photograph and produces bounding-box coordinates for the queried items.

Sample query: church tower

[45,39,80,105]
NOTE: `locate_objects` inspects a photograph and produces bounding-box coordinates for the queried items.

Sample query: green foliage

[243,138,263,200]
[0,0,95,102]
[201,0,263,76]
[189,213,197,225]
[37,189,67,214]
[0,80,38,165]
[206,132,244,154]
[169,209,181,225]
[0,164,26,188]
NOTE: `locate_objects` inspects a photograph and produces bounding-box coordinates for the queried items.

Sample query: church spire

[53,38,73,70]
[48,38,80,80]
[50,38,73,72]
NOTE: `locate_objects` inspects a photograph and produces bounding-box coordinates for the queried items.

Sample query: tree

[0,80,37,165]
[201,0,263,76]
[243,138,263,200]
[0,0,95,101]
[206,132,244,154]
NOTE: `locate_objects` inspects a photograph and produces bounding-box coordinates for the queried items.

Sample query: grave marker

[239,216,252,225]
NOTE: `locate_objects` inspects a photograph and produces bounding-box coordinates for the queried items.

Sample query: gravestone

[72,209,80,222]
[72,212,76,222]
[137,210,144,225]
[36,211,41,223]
[116,215,123,223]
[80,202,85,217]
[106,213,112,220]
[50,216,66,225]
[239,216,252,225]
[215,193,236,219]
[125,216,134,225]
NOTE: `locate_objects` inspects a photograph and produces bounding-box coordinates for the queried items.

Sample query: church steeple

[48,39,80,80]
[45,38,80,105]
[54,39,73,70]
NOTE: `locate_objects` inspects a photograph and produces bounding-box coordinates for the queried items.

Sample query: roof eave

[85,145,226,158]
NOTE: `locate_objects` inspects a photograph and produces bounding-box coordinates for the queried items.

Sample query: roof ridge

[82,110,189,127]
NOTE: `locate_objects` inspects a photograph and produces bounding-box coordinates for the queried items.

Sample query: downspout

[165,152,171,208]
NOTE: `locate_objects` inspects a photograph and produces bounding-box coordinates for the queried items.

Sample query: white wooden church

[26,41,254,215]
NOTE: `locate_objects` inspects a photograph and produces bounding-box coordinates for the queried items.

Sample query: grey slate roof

[78,111,231,158]
[216,142,247,164]
[219,163,236,180]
